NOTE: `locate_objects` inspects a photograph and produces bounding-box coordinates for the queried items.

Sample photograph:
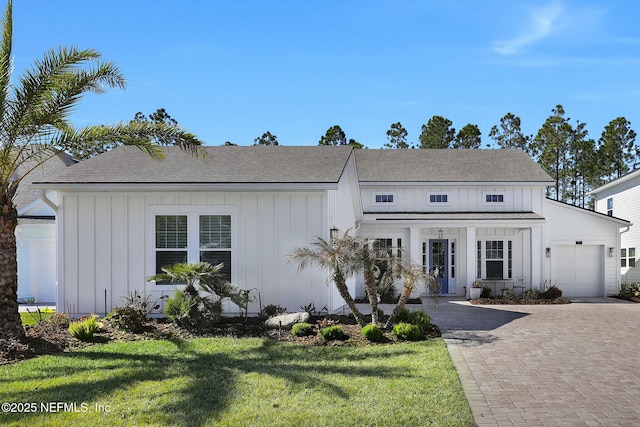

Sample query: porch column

[409,227,420,264]
[530,225,543,290]
[465,226,476,298]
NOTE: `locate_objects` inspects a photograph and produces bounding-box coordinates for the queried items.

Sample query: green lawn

[0,337,473,427]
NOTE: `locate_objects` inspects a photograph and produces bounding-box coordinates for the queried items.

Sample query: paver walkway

[416,297,640,427]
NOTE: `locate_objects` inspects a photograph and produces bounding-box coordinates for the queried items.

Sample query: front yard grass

[0,337,473,427]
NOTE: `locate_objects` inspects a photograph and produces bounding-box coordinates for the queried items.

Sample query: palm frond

[0,0,12,125]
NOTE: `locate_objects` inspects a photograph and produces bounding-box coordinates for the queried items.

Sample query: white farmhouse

[33,146,628,316]
[590,169,640,284]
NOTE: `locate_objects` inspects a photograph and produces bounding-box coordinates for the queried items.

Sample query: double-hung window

[152,209,234,282]
[622,248,636,268]
[477,240,513,279]
[607,198,613,216]
[155,215,188,272]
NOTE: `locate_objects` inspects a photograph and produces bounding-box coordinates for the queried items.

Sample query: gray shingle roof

[15,152,77,211]
[35,146,553,187]
[355,149,553,183]
[35,145,354,184]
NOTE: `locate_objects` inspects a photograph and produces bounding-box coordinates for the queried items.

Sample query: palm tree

[382,255,435,329]
[0,0,202,339]
[288,232,367,327]
[148,261,241,327]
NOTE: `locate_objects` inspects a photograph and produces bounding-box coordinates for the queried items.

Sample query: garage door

[551,245,604,297]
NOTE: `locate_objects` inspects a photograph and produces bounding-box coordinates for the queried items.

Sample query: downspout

[40,190,58,212]
[40,190,61,312]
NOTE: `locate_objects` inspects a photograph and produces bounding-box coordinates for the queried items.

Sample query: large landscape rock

[264,312,310,329]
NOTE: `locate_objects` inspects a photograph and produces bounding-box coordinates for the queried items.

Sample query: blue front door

[427,239,448,294]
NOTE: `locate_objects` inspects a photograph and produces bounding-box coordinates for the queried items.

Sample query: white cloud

[493,2,565,56]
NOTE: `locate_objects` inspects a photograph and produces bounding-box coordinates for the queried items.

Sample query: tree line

[248,104,639,208]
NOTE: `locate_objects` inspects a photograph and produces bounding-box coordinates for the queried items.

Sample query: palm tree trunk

[385,279,414,329]
[364,268,379,325]
[333,270,366,327]
[0,199,24,339]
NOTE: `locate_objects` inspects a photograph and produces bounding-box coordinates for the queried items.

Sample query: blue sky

[13,1,640,148]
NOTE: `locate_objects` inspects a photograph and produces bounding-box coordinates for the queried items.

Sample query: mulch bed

[609,295,640,303]
[0,313,440,366]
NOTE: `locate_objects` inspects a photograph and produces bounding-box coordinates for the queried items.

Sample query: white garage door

[551,245,604,297]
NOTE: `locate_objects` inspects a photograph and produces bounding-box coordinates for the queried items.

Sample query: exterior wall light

[608,247,615,257]
[545,247,551,258]
[438,229,443,239]
[330,227,339,243]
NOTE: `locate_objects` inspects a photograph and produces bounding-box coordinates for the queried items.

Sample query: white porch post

[530,225,543,290]
[465,226,476,298]
[409,227,421,264]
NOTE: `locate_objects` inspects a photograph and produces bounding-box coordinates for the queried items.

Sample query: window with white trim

[607,198,613,216]
[154,213,232,281]
[429,194,448,203]
[477,240,513,279]
[622,247,636,268]
[485,194,504,203]
[374,194,395,204]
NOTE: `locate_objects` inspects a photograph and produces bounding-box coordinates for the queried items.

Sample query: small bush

[164,289,200,329]
[542,285,563,300]
[69,315,102,341]
[523,288,542,300]
[261,304,287,318]
[480,286,492,299]
[107,290,161,333]
[499,288,516,299]
[291,322,315,337]
[107,306,146,333]
[320,325,347,341]
[392,323,421,341]
[395,307,412,323]
[408,311,432,334]
[361,324,384,342]
[47,313,71,331]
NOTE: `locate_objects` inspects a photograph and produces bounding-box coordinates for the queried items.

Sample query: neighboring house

[33,146,628,316]
[590,169,640,284]
[15,152,77,303]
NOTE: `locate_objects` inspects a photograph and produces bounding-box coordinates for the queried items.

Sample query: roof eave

[359,180,554,186]
[30,182,339,192]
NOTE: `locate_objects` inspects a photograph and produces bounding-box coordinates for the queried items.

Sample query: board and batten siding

[543,200,622,296]
[593,176,640,284]
[361,185,544,213]
[56,191,333,316]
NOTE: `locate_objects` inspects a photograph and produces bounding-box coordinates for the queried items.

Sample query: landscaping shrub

[320,325,347,341]
[395,307,412,323]
[407,311,432,334]
[68,315,102,341]
[619,282,640,298]
[291,322,315,337]
[480,286,492,298]
[392,323,421,341]
[361,324,384,342]
[499,288,516,299]
[107,290,162,333]
[261,304,287,318]
[542,285,563,300]
[47,313,71,331]
[164,289,200,329]
[523,288,542,300]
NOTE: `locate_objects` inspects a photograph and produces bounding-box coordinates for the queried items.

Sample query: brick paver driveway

[420,297,640,427]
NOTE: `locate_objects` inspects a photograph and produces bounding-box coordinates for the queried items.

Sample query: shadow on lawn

[0,338,419,426]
